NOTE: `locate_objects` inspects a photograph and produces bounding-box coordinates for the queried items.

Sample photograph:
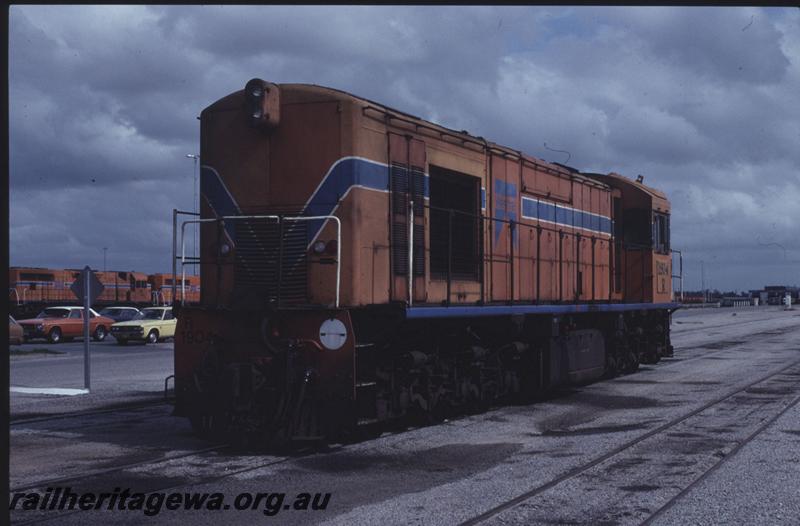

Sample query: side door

[162,309,177,338]
[65,309,83,337]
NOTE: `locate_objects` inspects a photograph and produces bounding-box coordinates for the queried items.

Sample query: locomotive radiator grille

[233,218,308,303]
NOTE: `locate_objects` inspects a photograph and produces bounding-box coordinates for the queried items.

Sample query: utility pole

[103,247,107,273]
[701,260,706,303]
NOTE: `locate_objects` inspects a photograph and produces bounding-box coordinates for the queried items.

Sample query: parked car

[110,307,177,345]
[16,307,115,344]
[98,306,141,322]
[9,315,24,345]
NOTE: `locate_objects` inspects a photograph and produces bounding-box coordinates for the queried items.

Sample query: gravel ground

[8,306,800,525]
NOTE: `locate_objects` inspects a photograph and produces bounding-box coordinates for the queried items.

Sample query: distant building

[763,286,799,305]
[721,297,758,307]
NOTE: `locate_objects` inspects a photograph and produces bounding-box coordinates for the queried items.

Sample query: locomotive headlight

[319,318,347,351]
[313,240,326,254]
[243,78,280,129]
[249,84,264,98]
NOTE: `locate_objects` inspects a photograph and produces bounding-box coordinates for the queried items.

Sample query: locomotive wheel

[624,351,640,374]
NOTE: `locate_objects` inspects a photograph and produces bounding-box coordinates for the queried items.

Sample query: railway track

[10,398,172,427]
[9,413,425,525]
[10,444,304,525]
[641,393,800,525]
[459,357,800,525]
[671,311,799,336]
[9,444,231,494]
[654,322,800,370]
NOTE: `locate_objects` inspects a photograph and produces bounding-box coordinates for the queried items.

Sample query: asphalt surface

[8,306,800,525]
[10,336,173,419]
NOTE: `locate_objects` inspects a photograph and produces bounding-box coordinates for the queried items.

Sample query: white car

[98,306,141,322]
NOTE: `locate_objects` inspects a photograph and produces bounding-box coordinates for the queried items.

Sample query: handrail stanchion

[408,201,414,306]
[447,209,453,307]
[510,219,515,304]
[172,209,177,307]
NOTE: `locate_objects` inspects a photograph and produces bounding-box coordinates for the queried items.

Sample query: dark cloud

[9,5,800,289]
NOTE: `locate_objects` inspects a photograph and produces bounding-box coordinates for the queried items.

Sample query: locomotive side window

[429,165,481,280]
[653,212,670,254]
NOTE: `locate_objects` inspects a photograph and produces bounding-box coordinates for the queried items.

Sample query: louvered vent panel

[233,219,307,302]
[391,163,408,215]
[410,167,425,216]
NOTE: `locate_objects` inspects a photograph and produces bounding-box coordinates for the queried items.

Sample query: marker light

[313,241,326,254]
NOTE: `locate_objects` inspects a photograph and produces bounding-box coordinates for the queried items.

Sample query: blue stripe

[407,302,680,319]
[202,157,614,247]
[201,166,241,240]
[521,196,611,235]
[304,158,388,243]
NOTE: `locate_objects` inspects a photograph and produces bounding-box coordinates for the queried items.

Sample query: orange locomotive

[174,79,678,442]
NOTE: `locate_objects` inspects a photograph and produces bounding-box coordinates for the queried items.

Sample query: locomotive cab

[583,172,672,304]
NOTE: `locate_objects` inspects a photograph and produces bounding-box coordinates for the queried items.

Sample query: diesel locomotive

[173,79,679,443]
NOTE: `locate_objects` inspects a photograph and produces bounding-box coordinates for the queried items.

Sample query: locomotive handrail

[180,218,218,305]
[179,214,342,308]
[417,199,670,306]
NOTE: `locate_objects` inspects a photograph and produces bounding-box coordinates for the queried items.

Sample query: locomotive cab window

[429,165,481,280]
[623,208,651,249]
[653,212,670,254]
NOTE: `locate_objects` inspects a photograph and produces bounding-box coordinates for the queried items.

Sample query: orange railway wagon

[10,267,181,318]
[169,79,679,443]
[149,273,200,305]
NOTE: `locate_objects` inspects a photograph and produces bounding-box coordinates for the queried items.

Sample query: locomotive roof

[212,81,611,191]
[290,83,611,189]
[583,171,669,201]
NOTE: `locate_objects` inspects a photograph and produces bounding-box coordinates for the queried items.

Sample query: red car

[17,306,115,344]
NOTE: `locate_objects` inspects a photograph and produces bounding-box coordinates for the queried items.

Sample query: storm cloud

[9,5,800,291]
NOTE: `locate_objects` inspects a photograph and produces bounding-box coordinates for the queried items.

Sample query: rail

[178,214,342,308]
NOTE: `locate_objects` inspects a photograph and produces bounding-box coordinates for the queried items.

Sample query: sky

[9,5,800,292]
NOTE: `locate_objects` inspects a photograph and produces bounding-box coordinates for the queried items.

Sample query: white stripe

[519,216,613,237]
[11,387,90,396]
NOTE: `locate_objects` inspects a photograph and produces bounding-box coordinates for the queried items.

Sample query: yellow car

[110,307,177,345]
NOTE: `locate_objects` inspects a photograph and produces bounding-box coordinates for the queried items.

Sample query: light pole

[186,154,199,260]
